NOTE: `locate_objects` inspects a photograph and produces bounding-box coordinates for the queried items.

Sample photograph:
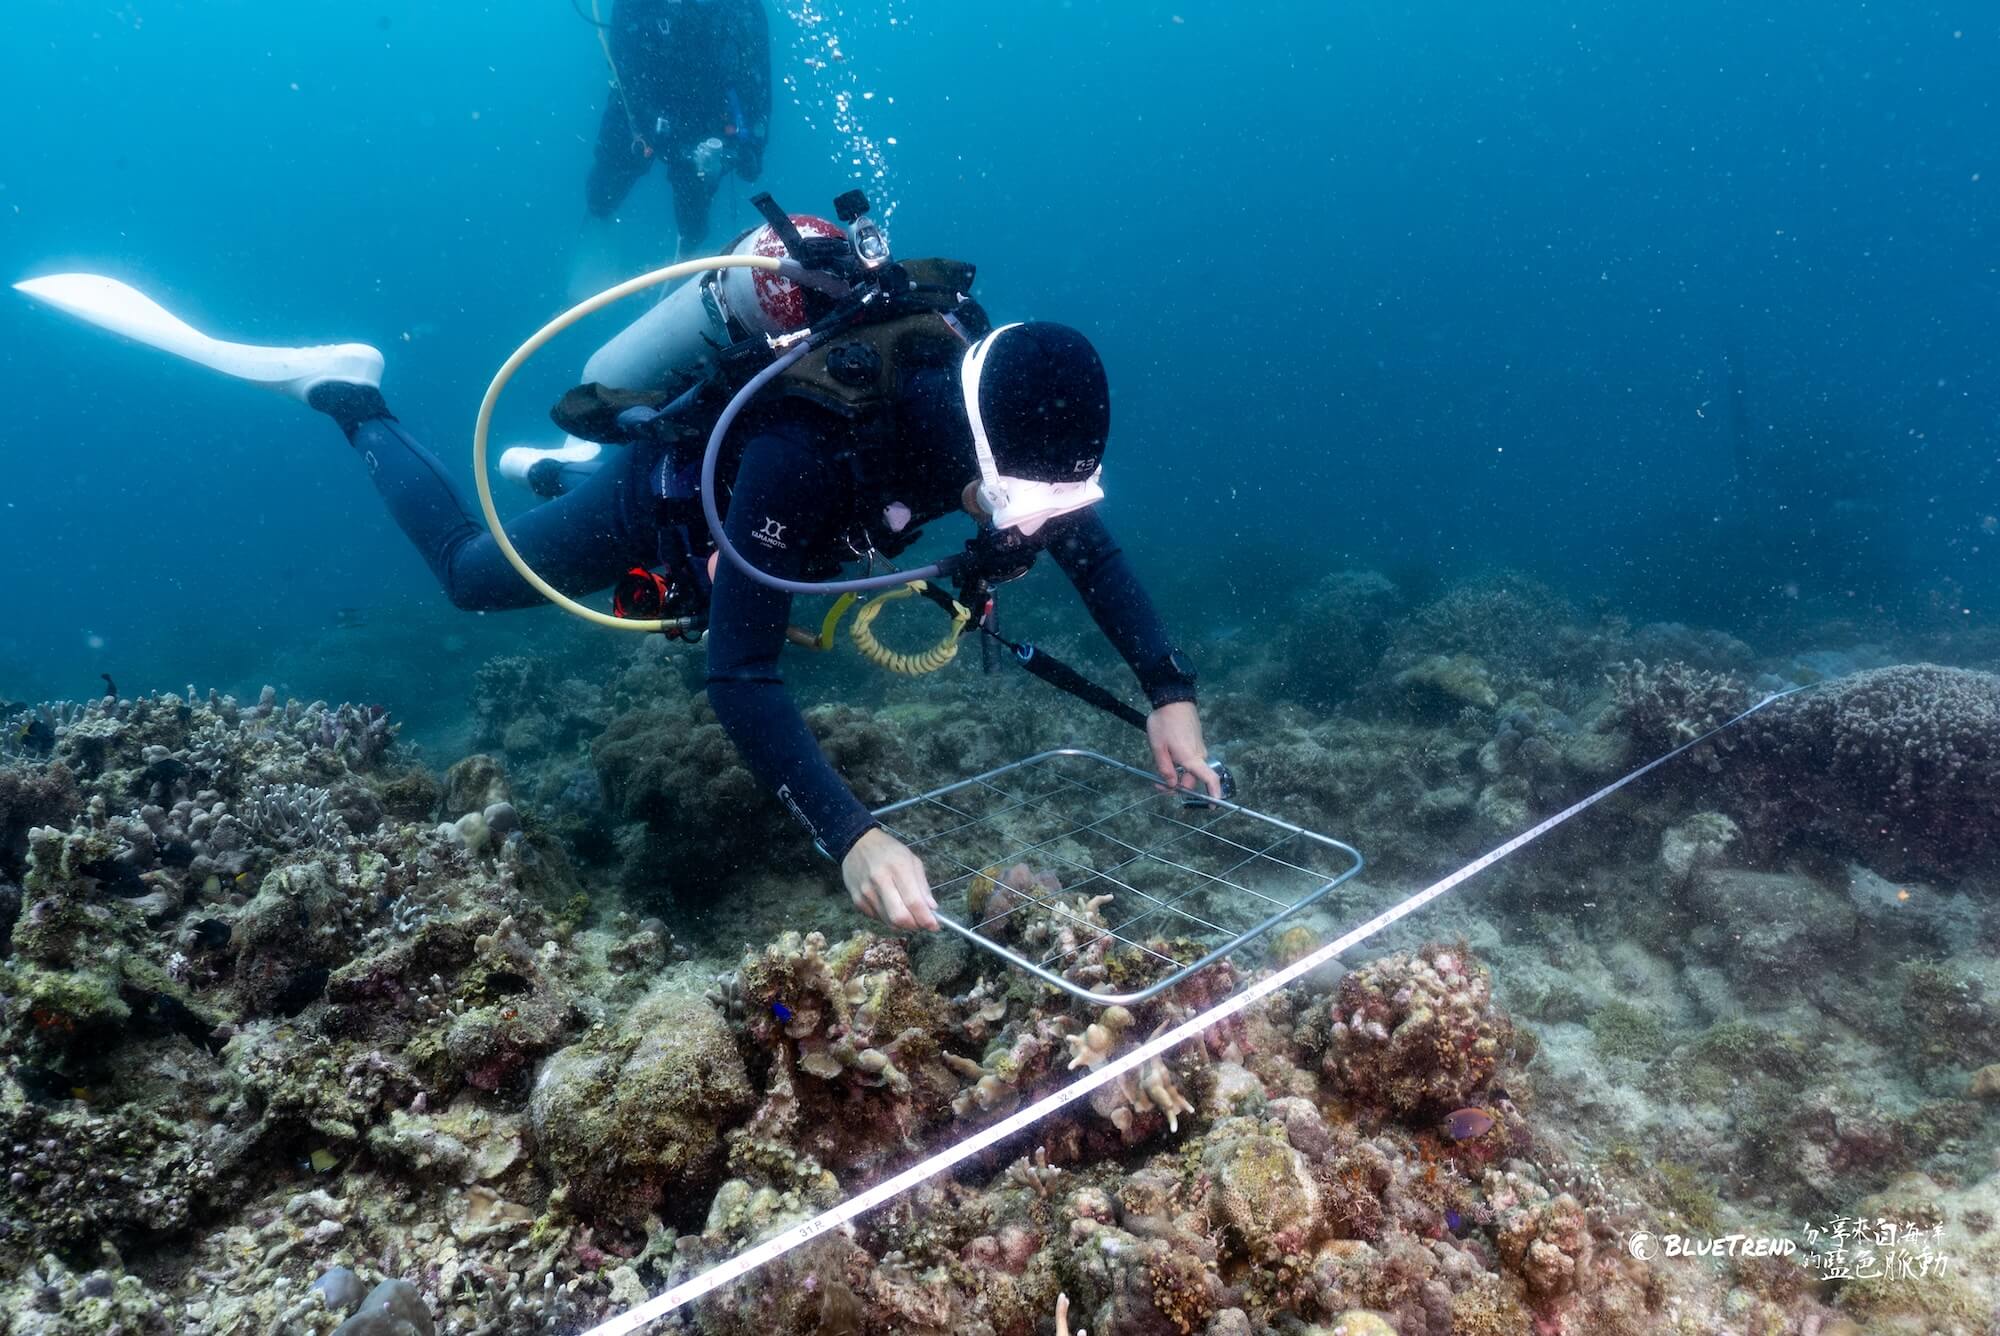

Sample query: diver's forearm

[707,679,878,857]
[1048,511,1195,706]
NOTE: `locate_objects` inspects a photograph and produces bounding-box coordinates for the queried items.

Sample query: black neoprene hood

[974,322,1111,483]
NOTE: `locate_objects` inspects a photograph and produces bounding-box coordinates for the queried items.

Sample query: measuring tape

[579,687,1807,1336]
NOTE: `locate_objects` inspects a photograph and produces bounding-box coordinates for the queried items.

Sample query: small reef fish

[771,1001,794,1024]
[1443,1107,1495,1141]
[14,718,54,756]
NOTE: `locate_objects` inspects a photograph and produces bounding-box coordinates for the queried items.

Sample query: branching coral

[943,1010,1073,1120]
[245,782,349,849]
[1729,663,2000,874]
[1066,1005,1134,1070]
[1085,1022,1198,1139]
[1604,659,1751,767]
[1007,1147,1066,1198]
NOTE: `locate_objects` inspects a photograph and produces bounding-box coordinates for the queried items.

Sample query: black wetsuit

[314,371,1192,861]
[586,0,772,248]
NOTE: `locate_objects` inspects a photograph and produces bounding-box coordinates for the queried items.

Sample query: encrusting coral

[1308,943,1514,1117]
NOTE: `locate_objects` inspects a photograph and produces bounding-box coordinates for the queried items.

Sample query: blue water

[2,1,1993,716]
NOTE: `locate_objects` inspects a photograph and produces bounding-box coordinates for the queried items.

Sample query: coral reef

[1308,944,1514,1117]
[1604,658,1752,767]
[4,572,1993,1336]
[590,679,923,898]
[1265,569,1408,710]
[1729,663,2000,875]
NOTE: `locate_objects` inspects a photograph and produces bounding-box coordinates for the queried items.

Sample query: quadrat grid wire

[873,750,1365,1006]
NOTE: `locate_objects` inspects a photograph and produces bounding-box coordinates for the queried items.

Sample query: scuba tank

[478,188,998,639]
[580,213,849,394]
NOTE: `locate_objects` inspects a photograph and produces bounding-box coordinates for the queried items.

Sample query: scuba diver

[14,191,1221,935]
[584,0,771,253]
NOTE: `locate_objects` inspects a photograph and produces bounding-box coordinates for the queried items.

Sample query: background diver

[583,0,771,254]
[14,200,1221,934]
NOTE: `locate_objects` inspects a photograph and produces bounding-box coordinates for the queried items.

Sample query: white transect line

[582,687,1805,1336]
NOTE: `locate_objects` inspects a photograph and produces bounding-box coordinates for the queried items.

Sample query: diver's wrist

[1139,647,1199,708]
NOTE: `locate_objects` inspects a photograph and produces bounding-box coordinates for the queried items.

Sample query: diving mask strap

[959,322,1106,537]
[960,321,1024,518]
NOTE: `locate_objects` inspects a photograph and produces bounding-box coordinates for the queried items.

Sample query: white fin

[498,436,604,486]
[14,272,382,402]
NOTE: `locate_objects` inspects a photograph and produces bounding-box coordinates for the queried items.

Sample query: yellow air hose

[849,583,972,676]
[470,253,782,633]
[473,254,959,671]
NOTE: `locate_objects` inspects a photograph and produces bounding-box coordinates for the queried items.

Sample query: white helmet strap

[960,321,1022,511]
[959,323,1106,537]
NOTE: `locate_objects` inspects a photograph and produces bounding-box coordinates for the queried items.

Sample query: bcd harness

[554,254,991,647]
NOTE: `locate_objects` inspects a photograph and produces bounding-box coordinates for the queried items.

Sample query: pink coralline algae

[1312,943,1514,1117]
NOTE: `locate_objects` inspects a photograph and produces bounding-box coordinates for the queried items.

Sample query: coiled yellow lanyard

[848,582,972,676]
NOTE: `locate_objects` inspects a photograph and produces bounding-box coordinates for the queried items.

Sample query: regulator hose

[471,252,783,633]
[849,583,971,676]
[701,347,951,596]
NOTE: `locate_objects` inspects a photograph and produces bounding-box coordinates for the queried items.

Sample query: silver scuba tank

[579,214,848,392]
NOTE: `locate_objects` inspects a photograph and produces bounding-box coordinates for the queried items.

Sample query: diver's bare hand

[841,827,940,932]
[1147,701,1223,799]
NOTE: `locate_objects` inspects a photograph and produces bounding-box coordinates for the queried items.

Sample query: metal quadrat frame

[873,749,1365,1005]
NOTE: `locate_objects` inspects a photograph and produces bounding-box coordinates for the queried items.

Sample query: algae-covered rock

[0,763,79,881]
[529,983,753,1225]
[441,753,511,819]
[1203,1117,1323,1262]
[1687,869,1857,990]
[1394,654,1499,712]
[233,856,370,1015]
[330,1277,434,1335]
[1660,811,1739,887]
